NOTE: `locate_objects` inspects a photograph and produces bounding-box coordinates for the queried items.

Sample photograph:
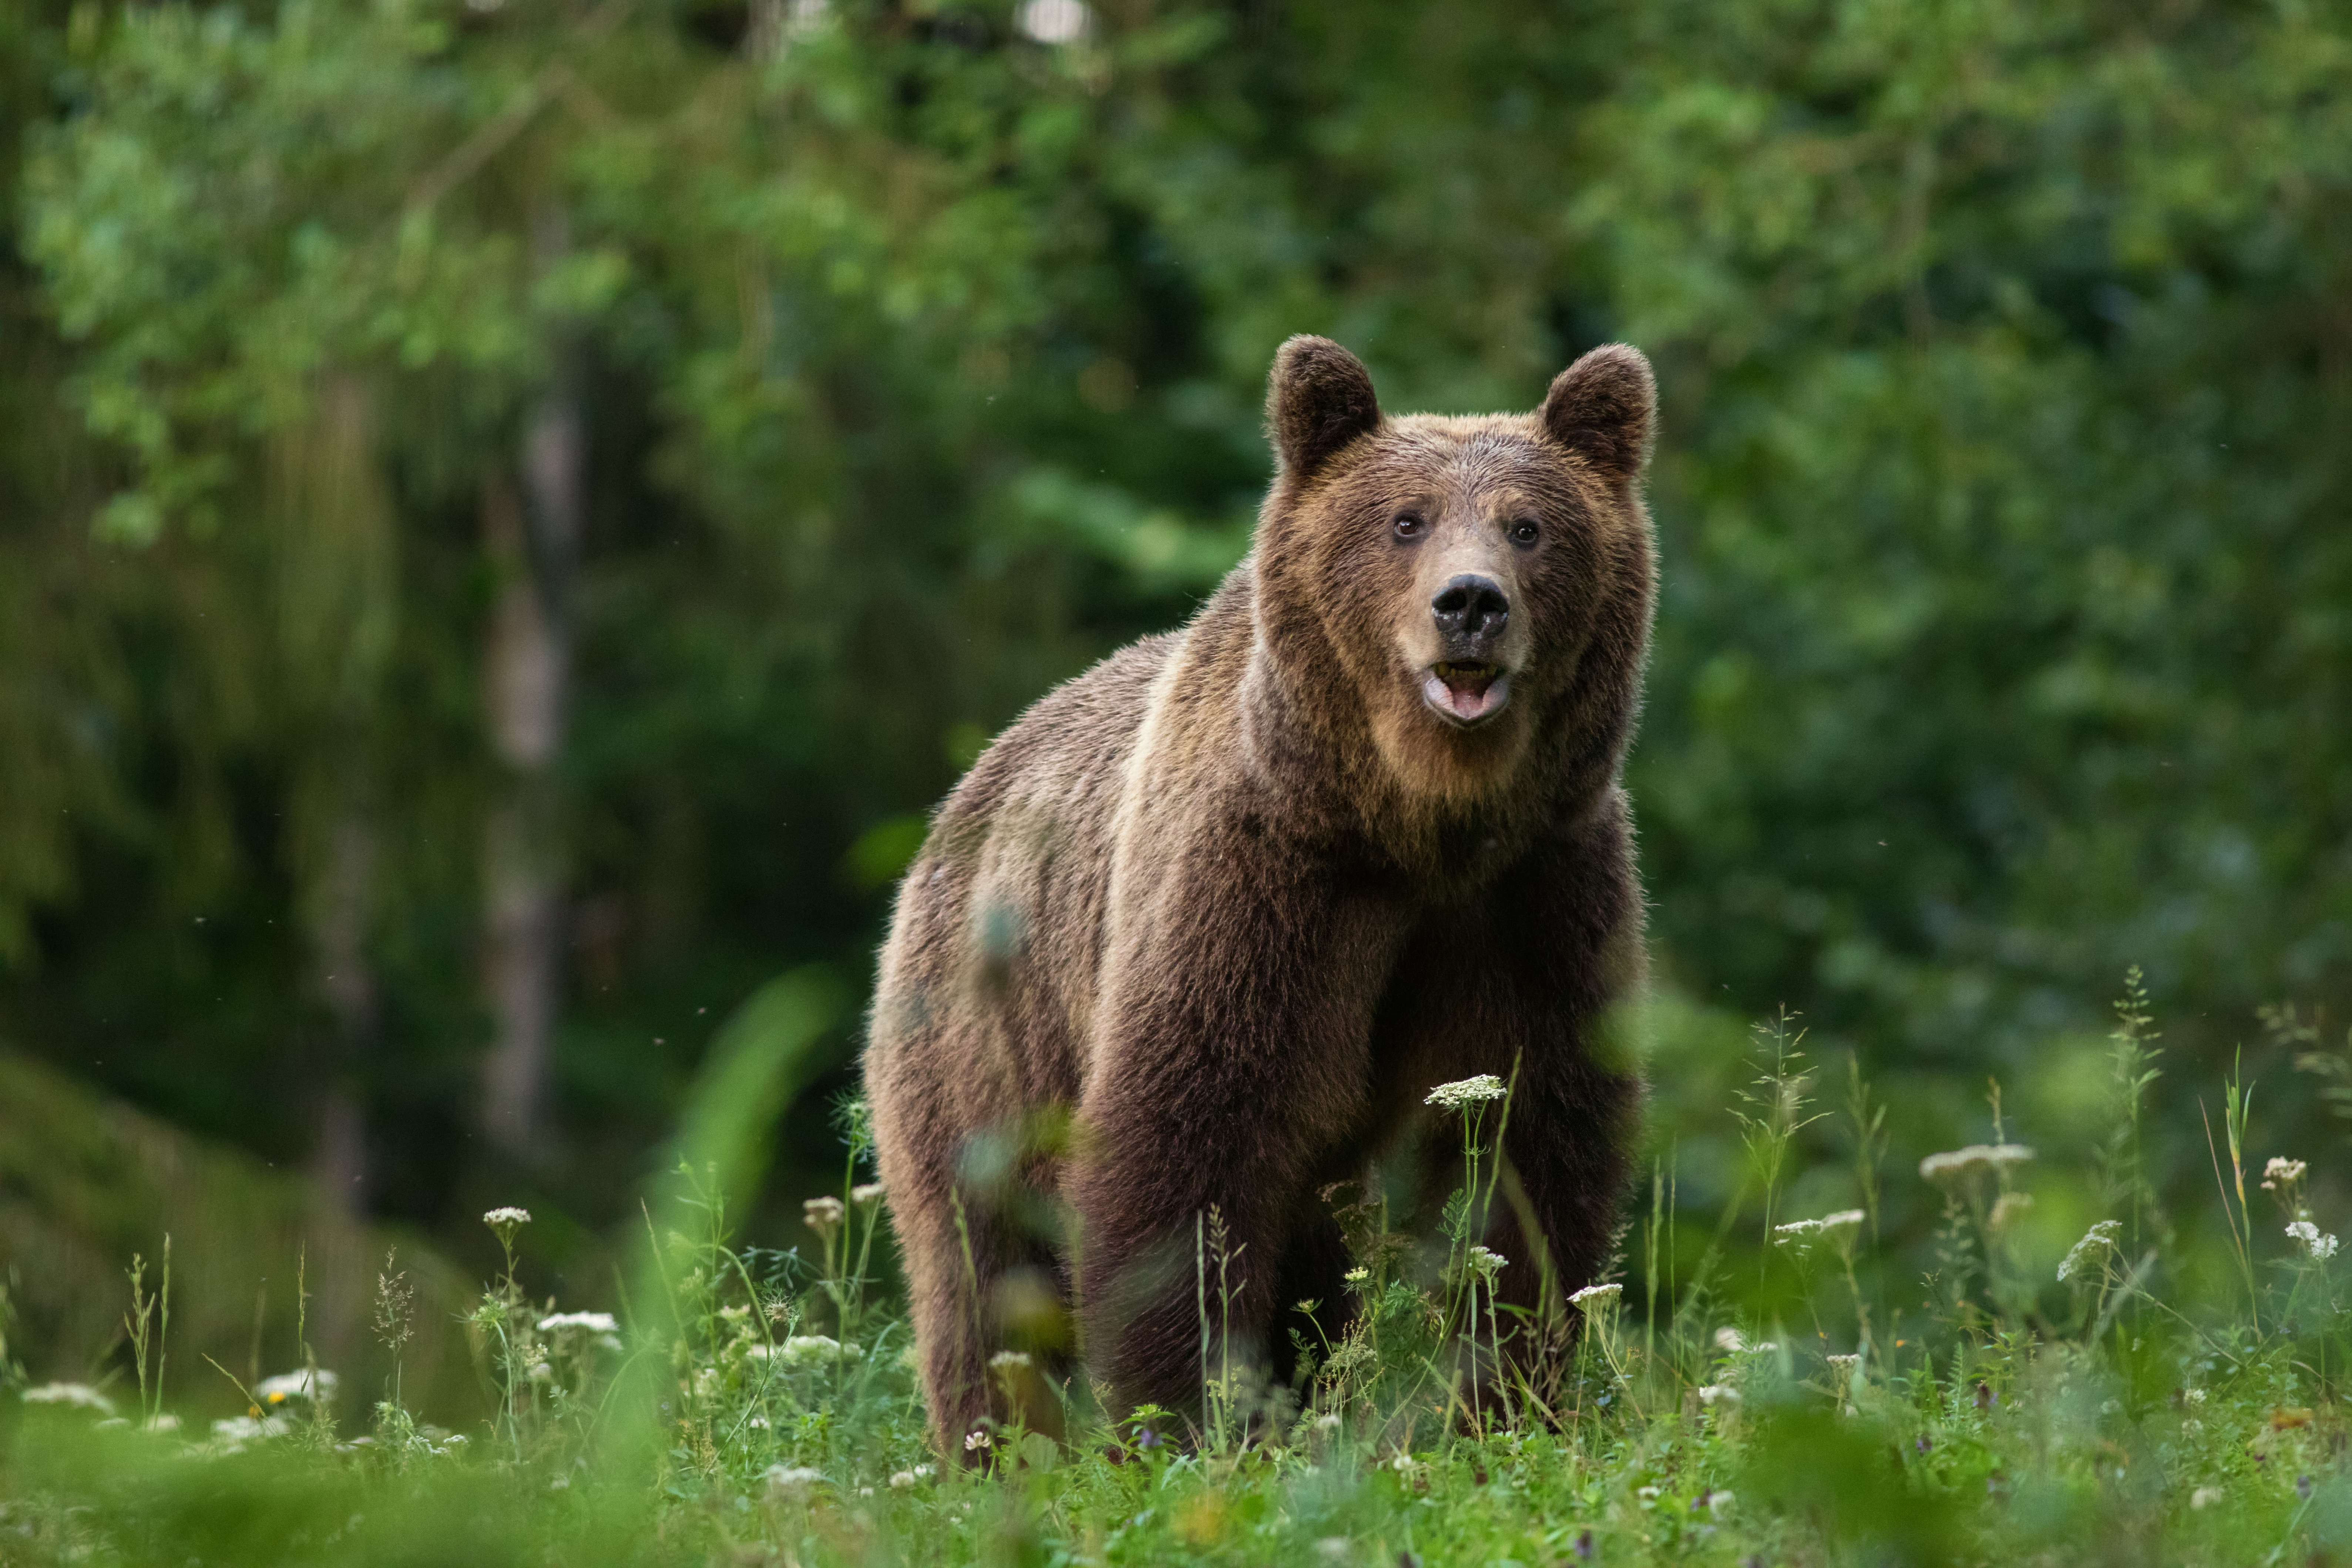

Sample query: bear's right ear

[1267,335,1382,481]
[1540,344,1656,485]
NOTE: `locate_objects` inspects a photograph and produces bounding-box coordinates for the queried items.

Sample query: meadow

[6,973,2348,1567]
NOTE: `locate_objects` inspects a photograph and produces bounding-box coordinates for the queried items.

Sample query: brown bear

[864,335,1655,1456]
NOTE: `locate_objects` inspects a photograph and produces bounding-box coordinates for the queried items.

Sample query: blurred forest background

[3,0,2351,1403]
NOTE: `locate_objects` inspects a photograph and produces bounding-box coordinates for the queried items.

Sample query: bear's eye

[1392,511,1427,540]
[1509,518,1541,545]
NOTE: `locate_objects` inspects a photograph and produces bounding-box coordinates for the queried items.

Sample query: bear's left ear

[1540,344,1655,484]
[1267,335,1382,481]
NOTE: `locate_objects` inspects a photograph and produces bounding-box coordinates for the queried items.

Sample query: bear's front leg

[1390,805,1645,1414]
[1478,810,1646,1400]
[1066,845,1402,1433]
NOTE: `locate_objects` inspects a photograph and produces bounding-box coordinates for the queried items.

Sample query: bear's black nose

[1431,574,1510,647]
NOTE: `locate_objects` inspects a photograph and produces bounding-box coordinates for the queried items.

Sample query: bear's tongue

[1425,662,1508,722]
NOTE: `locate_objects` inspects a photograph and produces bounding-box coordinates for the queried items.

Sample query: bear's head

[1253,336,1657,813]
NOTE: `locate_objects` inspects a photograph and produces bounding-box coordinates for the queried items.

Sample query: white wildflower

[850,1182,886,1206]
[890,1470,921,1488]
[1424,1074,1508,1111]
[1918,1144,2035,1184]
[2263,1157,2307,1191]
[211,1414,290,1442]
[2184,1388,2207,1405]
[989,1350,1033,1370]
[1705,1489,1735,1515]
[1015,0,1091,47]
[2191,1485,2223,1510]
[770,1334,861,1366]
[2287,1220,2341,1259]
[2057,1220,2123,1282]
[1636,1485,1661,1500]
[255,1369,339,1406]
[803,1196,846,1235]
[1989,1191,2035,1230]
[482,1206,532,1231]
[1570,1282,1623,1309]
[965,1429,992,1451]
[1773,1208,1865,1252]
[1826,1354,1862,1374]
[1465,1246,1506,1282]
[1697,1385,1740,1407]
[1754,1341,1780,1353]
[22,1383,113,1414]
[764,1464,825,1497]
[1713,1327,1746,1353]
[1342,1266,1370,1287]
[1313,1413,1344,1433]
[537,1311,621,1335]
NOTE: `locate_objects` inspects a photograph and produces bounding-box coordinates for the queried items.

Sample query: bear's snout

[1423,573,1516,725]
[1431,573,1510,650]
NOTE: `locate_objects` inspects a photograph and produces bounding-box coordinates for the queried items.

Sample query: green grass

[6,980,2352,1566]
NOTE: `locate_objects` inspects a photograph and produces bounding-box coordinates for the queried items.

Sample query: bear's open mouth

[1423,660,1511,725]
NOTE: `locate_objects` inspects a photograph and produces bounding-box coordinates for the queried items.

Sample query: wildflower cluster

[1423,1074,1507,1111]
[1917,1144,2035,1184]
[2287,1220,2341,1261]
[1772,1209,1865,1251]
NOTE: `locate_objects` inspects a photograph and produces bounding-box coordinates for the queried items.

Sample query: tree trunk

[310,802,376,1207]
[478,234,583,1156]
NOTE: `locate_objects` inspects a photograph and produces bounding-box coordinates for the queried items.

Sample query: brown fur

[865,336,1658,1455]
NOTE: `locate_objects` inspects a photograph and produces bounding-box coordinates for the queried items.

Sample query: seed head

[373,1252,416,1352]
[2057,1219,2122,1282]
